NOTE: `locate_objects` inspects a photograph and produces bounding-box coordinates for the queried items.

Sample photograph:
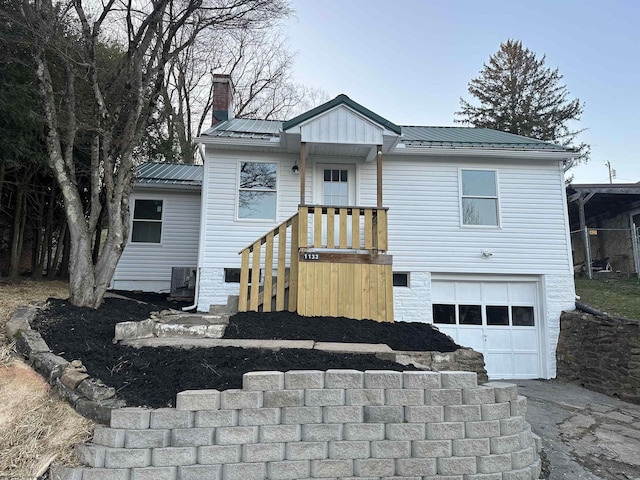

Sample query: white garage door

[431,279,541,379]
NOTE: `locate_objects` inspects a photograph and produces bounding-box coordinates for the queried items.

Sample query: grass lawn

[574,276,640,320]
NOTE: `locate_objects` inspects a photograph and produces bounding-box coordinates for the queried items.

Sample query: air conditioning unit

[170,267,196,299]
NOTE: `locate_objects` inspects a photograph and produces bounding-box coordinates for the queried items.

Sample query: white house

[117,76,577,380]
[111,162,202,294]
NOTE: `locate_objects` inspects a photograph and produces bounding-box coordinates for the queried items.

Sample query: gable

[298,104,385,145]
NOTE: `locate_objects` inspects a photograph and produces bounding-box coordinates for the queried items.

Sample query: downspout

[182,268,201,312]
[183,145,207,312]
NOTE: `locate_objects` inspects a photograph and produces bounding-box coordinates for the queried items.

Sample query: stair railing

[237,212,299,313]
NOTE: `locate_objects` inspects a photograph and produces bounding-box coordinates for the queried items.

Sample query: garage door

[431,279,540,379]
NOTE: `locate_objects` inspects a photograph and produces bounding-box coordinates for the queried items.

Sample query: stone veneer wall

[556,311,640,404]
[52,370,541,480]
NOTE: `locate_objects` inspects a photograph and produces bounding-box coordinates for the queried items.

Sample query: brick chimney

[211,74,233,125]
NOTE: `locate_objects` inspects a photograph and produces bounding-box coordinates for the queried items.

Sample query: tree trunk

[32,188,46,278]
[49,218,67,279]
[8,181,27,278]
[59,225,70,279]
[0,161,5,205]
[43,185,56,276]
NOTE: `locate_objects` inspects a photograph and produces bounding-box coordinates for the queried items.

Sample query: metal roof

[199,96,572,153]
[136,162,202,186]
[400,126,568,150]
[200,118,281,139]
[202,120,569,151]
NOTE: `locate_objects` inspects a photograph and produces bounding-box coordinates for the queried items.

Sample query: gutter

[393,145,576,161]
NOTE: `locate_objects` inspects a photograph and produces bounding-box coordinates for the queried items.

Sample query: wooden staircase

[238,205,394,322]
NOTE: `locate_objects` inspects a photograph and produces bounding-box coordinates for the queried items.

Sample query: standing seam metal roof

[201,120,568,150]
[136,162,203,185]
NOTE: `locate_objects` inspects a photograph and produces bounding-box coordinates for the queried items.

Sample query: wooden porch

[238,205,394,322]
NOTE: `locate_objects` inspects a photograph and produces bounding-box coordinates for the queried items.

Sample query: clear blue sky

[283,0,638,184]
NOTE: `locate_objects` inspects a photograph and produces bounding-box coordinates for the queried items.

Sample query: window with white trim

[238,162,277,220]
[131,199,163,243]
[461,170,498,226]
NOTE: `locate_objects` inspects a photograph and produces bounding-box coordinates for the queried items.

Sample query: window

[461,170,498,226]
[487,306,509,325]
[432,303,535,327]
[323,168,349,205]
[512,306,535,326]
[238,162,277,219]
[225,268,259,283]
[131,199,163,243]
[433,304,456,324]
[459,305,482,325]
[393,273,409,287]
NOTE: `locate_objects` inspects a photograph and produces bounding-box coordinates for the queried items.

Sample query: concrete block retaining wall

[53,370,541,480]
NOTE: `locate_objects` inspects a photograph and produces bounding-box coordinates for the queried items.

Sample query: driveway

[515,380,640,479]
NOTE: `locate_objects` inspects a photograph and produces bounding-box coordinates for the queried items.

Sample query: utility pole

[605,161,616,184]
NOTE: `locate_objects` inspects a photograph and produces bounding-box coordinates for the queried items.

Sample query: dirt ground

[32,293,459,408]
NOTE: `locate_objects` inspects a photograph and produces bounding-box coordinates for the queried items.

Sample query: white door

[431,279,541,379]
[315,164,356,248]
[316,164,356,206]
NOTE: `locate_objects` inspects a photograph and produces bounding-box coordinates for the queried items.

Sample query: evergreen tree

[456,39,589,162]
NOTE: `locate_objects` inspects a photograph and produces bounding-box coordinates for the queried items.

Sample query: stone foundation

[556,310,640,404]
[52,370,541,480]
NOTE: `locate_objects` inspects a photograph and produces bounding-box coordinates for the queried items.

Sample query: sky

[282,0,639,184]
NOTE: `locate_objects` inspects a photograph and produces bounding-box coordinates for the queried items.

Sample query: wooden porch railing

[298,205,389,252]
[238,212,299,313]
[238,205,393,322]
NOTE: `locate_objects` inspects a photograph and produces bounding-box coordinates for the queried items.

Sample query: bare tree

[4,0,290,307]
[149,27,328,164]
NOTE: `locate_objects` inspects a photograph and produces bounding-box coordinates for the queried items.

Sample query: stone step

[160,313,229,325]
[153,322,227,339]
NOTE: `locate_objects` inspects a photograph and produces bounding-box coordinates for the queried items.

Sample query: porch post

[300,142,306,206]
[578,195,593,279]
[376,145,383,208]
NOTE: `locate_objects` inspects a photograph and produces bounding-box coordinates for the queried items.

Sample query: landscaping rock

[77,378,116,401]
[5,305,37,339]
[30,351,69,384]
[61,365,90,389]
[15,329,50,356]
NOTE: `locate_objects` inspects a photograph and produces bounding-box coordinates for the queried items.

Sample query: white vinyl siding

[112,189,200,292]
[380,157,572,275]
[201,151,300,269]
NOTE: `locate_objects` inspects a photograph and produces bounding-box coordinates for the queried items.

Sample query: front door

[317,164,356,206]
[316,164,356,248]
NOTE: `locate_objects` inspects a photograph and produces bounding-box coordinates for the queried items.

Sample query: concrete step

[209,296,239,315]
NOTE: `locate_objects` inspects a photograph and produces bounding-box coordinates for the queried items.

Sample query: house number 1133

[303,253,320,260]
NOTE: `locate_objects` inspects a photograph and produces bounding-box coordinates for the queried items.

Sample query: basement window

[393,272,409,287]
[131,199,163,243]
[225,268,260,283]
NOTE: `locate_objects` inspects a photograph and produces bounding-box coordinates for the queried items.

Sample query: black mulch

[32,293,460,408]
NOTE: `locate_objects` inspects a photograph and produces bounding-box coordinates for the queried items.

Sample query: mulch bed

[32,293,459,408]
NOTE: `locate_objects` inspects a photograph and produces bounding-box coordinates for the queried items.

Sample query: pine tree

[456,39,589,162]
